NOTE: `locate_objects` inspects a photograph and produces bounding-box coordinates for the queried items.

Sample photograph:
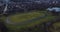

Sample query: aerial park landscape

[0,0,60,32]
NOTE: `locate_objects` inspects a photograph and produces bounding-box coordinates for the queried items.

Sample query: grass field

[53,22,60,30]
[4,12,55,31]
[9,11,45,23]
[1,11,57,32]
[48,22,60,32]
[0,15,6,22]
[6,14,56,32]
[53,22,60,27]
[24,15,56,27]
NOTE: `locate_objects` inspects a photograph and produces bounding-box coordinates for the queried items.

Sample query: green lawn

[0,11,57,32]
[53,22,60,29]
[48,22,60,32]
[0,15,6,22]
[24,15,56,27]
[6,15,56,32]
[9,11,45,23]
[1,11,56,32]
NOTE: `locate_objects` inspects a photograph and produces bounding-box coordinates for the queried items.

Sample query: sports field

[9,11,45,23]
[5,11,57,32]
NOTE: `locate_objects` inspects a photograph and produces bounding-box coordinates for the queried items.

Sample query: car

[46,7,60,16]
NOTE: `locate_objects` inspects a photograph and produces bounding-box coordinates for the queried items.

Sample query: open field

[4,12,55,32]
[0,11,58,32]
[9,11,45,23]
[0,15,6,22]
[53,22,60,27]
[47,22,60,32]
[6,14,56,32]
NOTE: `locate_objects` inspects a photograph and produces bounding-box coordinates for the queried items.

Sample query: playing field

[6,15,56,32]
[5,11,57,32]
[9,11,45,23]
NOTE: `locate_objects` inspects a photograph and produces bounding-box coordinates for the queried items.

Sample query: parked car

[46,7,60,16]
